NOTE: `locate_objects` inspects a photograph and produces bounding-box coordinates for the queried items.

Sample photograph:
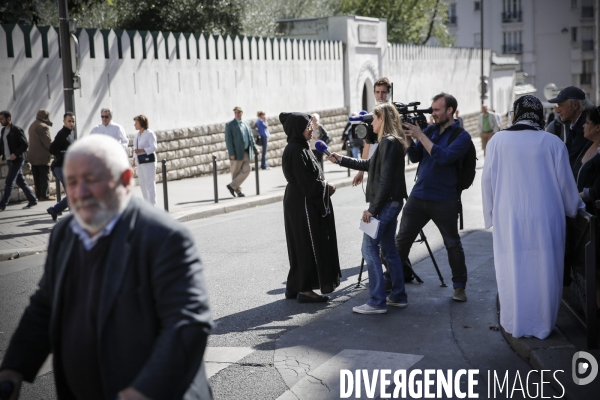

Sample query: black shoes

[285,289,298,299]
[237,192,245,197]
[22,201,38,209]
[297,293,329,303]
[226,184,236,197]
[47,207,58,222]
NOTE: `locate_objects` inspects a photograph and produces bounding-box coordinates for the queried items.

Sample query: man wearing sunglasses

[90,108,129,150]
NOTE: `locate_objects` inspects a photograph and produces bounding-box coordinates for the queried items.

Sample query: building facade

[444,0,599,103]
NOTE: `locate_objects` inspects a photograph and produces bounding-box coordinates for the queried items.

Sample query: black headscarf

[511,95,545,129]
[280,112,311,144]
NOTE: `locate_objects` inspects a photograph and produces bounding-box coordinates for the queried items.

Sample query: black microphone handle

[322,149,339,164]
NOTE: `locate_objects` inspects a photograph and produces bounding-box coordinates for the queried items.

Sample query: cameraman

[395,93,471,302]
[353,77,393,186]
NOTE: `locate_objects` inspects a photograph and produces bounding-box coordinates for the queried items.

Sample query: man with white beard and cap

[0,135,213,400]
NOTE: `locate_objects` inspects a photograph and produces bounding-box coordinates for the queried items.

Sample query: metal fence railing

[563,208,597,349]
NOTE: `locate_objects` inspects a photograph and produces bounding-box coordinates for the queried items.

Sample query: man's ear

[121,168,134,186]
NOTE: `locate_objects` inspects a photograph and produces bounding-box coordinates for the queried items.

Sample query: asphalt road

[0,160,559,399]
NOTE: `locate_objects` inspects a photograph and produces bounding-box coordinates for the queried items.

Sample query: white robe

[481,127,584,339]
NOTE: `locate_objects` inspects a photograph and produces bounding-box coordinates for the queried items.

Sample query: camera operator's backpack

[448,127,477,191]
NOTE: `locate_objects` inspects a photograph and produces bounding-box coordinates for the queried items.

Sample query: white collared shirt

[69,213,123,251]
[90,121,129,149]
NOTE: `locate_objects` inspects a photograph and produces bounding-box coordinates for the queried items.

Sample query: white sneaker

[352,304,387,314]
[386,297,408,308]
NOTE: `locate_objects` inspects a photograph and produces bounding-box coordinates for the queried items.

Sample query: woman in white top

[132,115,158,205]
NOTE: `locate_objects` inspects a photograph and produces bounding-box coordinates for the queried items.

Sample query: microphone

[348,112,373,125]
[315,140,339,164]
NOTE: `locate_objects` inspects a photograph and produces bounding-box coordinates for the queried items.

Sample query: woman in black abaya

[280,112,341,303]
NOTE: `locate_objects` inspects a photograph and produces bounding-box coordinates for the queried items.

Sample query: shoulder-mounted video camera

[349,102,432,144]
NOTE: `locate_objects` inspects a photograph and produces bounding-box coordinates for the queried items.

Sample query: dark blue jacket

[408,121,471,201]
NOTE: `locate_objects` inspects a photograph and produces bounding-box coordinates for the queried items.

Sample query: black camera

[350,102,432,143]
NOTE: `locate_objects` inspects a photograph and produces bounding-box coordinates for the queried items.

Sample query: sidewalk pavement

[1,136,598,398]
[0,157,418,261]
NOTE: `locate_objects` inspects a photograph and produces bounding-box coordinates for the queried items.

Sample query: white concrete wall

[0,24,345,138]
[386,45,491,116]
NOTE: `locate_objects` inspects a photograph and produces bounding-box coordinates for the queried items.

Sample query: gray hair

[100,108,112,117]
[65,135,131,182]
[572,98,595,111]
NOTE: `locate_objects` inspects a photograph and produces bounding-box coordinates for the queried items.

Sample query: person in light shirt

[90,108,129,150]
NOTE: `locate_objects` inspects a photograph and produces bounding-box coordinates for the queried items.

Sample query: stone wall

[0,107,349,202]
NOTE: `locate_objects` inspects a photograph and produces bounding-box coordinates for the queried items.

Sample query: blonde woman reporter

[132,115,157,205]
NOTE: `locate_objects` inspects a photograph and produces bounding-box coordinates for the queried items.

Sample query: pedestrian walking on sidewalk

[0,135,213,400]
[327,103,409,314]
[0,110,38,211]
[309,113,331,169]
[482,95,584,339]
[27,109,55,201]
[256,111,270,170]
[47,112,77,221]
[478,105,500,156]
[281,112,341,303]
[225,106,259,198]
[90,107,129,150]
[132,115,157,205]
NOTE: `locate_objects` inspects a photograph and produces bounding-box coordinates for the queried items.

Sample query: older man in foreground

[0,135,213,400]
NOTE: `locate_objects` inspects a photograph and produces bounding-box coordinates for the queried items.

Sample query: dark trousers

[50,167,69,213]
[395,195,467,288]
[0,159,37,207]
[261,138,268,169]
[32,165,50,198]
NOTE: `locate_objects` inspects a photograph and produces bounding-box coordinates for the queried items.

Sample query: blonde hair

[372,103,406,148]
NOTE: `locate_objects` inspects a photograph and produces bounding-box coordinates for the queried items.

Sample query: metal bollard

[347,168,350,177]
[254,152,260,195]
[212,155,218,203]
[55,175,62,202]
[161,160,169,212]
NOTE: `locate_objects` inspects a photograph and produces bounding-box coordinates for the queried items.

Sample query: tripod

[355,229,447,288]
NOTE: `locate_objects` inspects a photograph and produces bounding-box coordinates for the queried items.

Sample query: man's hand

[230,155,235,161]
[0,369,23,400]
[402,123,424,142]
[328,183,336,196]
[362,210,373,223]
[353,171,364,186]
[118,387,152,400]
[8,154,16,161]
[325,152,341,164]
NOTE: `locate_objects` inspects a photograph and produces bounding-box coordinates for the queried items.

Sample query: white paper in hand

[359,217,380,239]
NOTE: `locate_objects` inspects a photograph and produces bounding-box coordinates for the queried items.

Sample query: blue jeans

[362,200,407,309]
[261,138,268,169]
[395,196,467,289]
[49,167,69,213]
[351,146,361,159]
[0,159,36,207]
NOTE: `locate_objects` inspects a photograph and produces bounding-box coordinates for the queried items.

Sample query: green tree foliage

[241,0,340,37]
[1,1,243,35]
[338,0,454,45]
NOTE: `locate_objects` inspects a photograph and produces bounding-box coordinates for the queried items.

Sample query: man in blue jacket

[225,106,259,197]
[395,93,471,302]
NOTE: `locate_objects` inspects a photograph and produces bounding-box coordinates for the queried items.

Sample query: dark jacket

[565,110,592,168]
[341,135,408,216]
[577,153,600,215]
[28,110,53,166]
[0,124,28,161]
[49,126,76,168]
[0,197,213,399]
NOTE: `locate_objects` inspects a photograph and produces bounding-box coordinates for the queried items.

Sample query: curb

[0,246,47,262]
